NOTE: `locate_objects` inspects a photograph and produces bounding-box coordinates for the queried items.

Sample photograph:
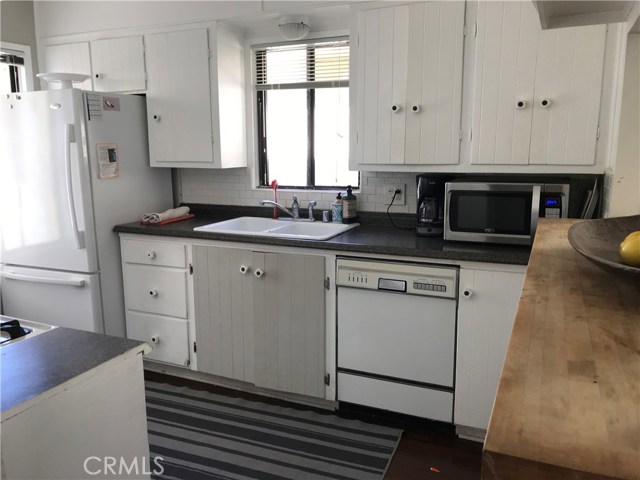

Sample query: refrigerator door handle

[0,271,86,287]
[64,123,85,249]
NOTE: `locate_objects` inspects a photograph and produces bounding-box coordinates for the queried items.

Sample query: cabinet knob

[462,289,473,299]
[239,265,249,275]
[540,99,551,108]
[149,289,158,297]
[153,114,161,121]
[254,268,265,279]
[95,73,103,79]
[411,105,421,113]
[146,251,156,259]
[391,105,400,113]
[150,335,160,345]
[516,100,527,109]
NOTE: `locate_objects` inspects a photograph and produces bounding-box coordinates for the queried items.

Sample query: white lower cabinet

[454,265,526,436]
[120,236,192,367]
[192,245,327,399]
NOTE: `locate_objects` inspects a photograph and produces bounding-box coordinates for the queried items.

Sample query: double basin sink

[194,216,359,241]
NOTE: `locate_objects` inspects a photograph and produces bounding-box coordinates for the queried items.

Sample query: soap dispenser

[291,195,300,219]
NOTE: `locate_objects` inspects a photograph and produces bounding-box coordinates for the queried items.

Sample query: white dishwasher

[336,258,458,422]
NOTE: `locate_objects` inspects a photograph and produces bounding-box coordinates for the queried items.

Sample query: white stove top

[0,315,57,347]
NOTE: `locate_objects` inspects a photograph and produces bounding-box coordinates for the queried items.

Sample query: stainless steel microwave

[444,182,570,245]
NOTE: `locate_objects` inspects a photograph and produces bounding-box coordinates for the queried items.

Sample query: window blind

[255,38,349,90]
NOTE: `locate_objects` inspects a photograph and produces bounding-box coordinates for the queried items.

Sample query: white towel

[142,206,190,224]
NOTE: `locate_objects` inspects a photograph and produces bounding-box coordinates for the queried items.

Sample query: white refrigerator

[0,89,173,336]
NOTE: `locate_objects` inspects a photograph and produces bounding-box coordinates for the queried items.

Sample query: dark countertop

[1,328,147,416]
[114,208,531,266]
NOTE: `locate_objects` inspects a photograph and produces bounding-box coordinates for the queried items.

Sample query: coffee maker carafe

[416,175,448,236]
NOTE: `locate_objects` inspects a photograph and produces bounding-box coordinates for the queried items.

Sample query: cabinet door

[43,43,93,90]
[252,253,326,398]
[353,2,464,167]
[455,268,525,431]
[471,1,540,165]
[145,29,214,168]
[91,36,146,92]
[528,24,606,166]
[193,246,255,383]
[404,1,465,165]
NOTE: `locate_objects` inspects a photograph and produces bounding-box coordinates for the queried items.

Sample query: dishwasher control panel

[336,258,457,299]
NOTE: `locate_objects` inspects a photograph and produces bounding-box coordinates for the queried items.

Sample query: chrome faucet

[307,201,317,221]
[259,200,316,222]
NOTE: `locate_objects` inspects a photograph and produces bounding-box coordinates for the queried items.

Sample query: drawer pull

[239,265,249,275]
[149,289,158,297]
[150,335,160,345]
[462,289,473,299]
[147,251,156,259]
[254,268,265,279]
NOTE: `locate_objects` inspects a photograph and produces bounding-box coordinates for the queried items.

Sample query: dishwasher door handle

[377,278,407,292]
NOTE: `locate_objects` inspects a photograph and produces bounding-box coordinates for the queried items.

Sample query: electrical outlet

[384,184,405,205]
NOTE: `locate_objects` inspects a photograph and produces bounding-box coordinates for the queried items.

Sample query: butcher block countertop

[483,218,640,480]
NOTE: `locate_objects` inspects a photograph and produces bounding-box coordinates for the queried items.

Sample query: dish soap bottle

[332,193,343,223]
[342,186,357,224]
[291,195,300,219]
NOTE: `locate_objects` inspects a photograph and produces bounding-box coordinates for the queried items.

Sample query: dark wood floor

[145,371,483,479]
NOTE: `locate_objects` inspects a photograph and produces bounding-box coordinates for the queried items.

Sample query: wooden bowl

[568,215,640,278]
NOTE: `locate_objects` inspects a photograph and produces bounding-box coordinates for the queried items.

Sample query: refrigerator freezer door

[0,265,103,332]
[0,89,97,272]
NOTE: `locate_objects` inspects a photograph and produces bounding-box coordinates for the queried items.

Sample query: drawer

[123,264,187,318]
[127,311,190,366]
[338,372,453,422]
[121,238,186,268]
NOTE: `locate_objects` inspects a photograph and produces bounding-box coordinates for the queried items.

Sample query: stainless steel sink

[193,217,358,240]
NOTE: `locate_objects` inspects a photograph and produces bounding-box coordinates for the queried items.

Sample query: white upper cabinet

[90,36,146,92]
[42,43,93,90]
[470,1,606,166]
[350,1,466,170]
[145,28,215,168]
[145,25,246,169]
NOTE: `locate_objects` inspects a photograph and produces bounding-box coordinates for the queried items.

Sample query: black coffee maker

[416,175,449,236]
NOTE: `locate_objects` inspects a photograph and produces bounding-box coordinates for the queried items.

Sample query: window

[0,43,33,93]
[255,38,357,189]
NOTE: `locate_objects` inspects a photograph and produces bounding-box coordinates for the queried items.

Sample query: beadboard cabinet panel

[145,29,215,168]
[471,1,606,166]
[42,43,93,90]
[351,1,464,169]
[90,36,146,92]
[529,24,607,166]
[193,246,255,383]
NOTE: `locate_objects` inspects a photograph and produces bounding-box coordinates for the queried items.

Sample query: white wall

[608,33,640,217]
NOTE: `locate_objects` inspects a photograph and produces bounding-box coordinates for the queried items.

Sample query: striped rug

[145,381,402,480]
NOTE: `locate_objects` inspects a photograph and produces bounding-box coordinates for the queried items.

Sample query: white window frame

[0,41,35,92]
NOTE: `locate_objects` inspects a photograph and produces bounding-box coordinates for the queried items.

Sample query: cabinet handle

[516,100,527,109]
[146,251,156,259]
[462,289,473,299]
[153,114,161,121]
[239,265,249,275]
[95,73,103,79]
[391,105,400,113]
[411,105,421,113]
[150,335,160,345]
[254,268,265,279]
[540,99,551,108]
[149,289,158,297]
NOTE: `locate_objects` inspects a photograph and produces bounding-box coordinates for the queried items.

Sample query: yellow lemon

[619,235,640,268]
[623,230,640,243]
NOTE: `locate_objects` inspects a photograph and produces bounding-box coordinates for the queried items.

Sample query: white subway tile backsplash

[180,168,419,213]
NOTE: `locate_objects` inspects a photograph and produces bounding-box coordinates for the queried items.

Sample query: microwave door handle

[64,123,84,249]
[531,185,542,238]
